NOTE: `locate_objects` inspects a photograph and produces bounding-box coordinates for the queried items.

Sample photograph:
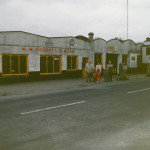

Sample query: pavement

[0,73,149,97]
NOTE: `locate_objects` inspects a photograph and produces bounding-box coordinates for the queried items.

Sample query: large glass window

[2,54,28,75]
[20,56,27,74]
[2,55,10,74]
[67,56,78,70]
[54,57,60,73]
[72,57,77,69]
[11,56,18,74]
[40,55,61,74]
[40,56,46,73]
[67,56,71,70]
[47,56,53,73]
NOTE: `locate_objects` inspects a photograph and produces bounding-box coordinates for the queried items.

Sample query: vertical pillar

[117,54,122,74]
[90,51,95,67]
[78,56,82,70]
[29,54,40,72]
[101,53,103,67]
[103,53,106,68]
[62,55,67,70]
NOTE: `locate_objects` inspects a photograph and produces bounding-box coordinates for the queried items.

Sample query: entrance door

[82,57,88,77]
[106,54,118,74]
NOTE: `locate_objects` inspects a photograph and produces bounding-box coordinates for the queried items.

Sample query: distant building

[142,37,150,73]
[142,37,150,64]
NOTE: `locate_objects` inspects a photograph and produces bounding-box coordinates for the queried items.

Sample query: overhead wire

[113,0,127,40]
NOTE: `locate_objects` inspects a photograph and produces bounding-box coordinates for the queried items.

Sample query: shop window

[47,56,53,73]
[11,56,18,74]
[40,55,61,74]
[54,57,60,73]
[146,48,150,55]
[2,55,10,74]
[67,56,78,70]
[40,57,46,73]
[72,57,77,69]
[67,56,71,70]
[2,54,28,76]
[20,56,27,74]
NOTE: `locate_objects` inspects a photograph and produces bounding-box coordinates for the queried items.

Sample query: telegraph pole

[127,0,128,39]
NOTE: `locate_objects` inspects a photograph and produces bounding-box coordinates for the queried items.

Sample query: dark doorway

[106,54,118,74]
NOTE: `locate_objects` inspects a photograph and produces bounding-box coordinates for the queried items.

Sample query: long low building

[0,31,146,80]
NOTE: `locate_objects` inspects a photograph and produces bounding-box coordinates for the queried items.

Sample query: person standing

[96,62,102,82]
[103,63,109,82]
[92,67,96,82]
[85,60,93,82]
[107,60,113,82]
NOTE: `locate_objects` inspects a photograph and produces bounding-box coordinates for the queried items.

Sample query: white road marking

[21,101,86,115]
[127,88,150,94]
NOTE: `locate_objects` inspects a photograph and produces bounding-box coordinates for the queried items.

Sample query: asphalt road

[0,79,150,150]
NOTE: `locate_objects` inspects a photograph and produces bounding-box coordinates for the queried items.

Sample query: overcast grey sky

[0,0,149,42]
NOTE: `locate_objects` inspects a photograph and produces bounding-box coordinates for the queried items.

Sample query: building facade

[0,31,145,80]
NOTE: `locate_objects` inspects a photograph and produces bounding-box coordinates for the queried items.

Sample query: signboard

[22,47,74,54]
[108,46,117,51]
[54,58,59,60]
[131,56,135,60]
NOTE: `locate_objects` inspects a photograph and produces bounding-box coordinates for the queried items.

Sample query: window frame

[40,55,62,75]
[2,54,28,76]
[67,56,78,71]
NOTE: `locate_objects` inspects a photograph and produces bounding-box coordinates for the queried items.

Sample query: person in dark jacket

[103,63,109,82]
[92,67,96,82]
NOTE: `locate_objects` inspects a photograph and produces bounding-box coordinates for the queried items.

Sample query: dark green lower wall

[0,70,82,84]
[127,64,147,74]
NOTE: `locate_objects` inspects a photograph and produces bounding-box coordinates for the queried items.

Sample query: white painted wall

[49,37,91,50]
[93,39,107,53]
[102,53,106,68]
[78,56,82,70]
[28,54,40,72]
[129,53,139,68]
[142,47,150,64]
[117,54,122,73]
[62,55,67,70]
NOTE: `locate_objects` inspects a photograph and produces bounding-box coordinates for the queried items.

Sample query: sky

[0,0,150,42]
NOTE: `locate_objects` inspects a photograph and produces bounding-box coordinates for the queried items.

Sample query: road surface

[0,79,150,150]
